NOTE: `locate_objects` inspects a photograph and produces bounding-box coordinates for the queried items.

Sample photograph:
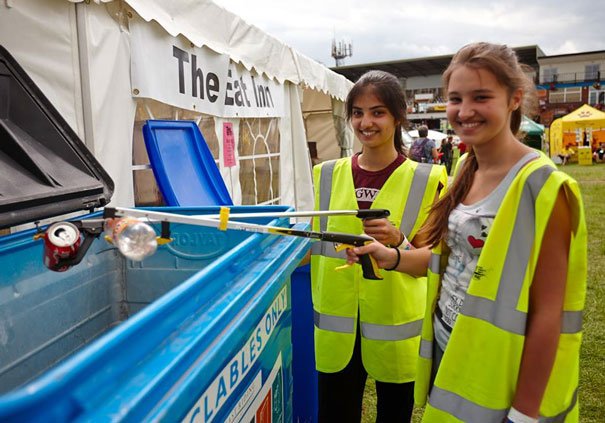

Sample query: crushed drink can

[43,222,81,272]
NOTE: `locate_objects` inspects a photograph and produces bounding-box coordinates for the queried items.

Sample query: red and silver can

[43,222,81,272]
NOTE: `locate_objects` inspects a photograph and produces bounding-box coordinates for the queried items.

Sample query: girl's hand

[345,241,399,270]
[362,218,402,246]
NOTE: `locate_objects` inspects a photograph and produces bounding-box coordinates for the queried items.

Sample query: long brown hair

[345,70,408,155]
[420,42,538,247]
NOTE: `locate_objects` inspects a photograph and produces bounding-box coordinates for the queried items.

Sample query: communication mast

[331,38,352,67]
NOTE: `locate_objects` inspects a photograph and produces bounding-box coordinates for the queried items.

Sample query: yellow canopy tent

[550,104,605,158]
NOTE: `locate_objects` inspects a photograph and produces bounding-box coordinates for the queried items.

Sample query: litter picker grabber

[103,207,384,280]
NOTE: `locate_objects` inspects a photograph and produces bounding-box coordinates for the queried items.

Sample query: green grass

[361,163,605,422]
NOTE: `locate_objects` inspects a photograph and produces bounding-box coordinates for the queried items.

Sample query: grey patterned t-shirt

[434,151,539,350]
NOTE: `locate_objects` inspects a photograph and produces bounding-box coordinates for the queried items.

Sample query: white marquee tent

[0,0,354,215]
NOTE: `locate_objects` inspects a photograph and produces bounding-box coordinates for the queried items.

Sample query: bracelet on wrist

[384,247,401,271]
[394,231,412,250]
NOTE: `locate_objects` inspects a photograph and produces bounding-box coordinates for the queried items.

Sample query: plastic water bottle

[106,217,157,261]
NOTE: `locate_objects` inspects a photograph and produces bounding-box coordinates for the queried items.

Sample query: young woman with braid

[347,43,586,423]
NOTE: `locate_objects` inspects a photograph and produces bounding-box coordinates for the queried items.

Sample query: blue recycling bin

[0,206,310,422]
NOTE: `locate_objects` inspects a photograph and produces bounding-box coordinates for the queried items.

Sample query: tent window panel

[270,156,280,204]
[133,104,164,206]
[198,117,220,159]
[238,156,280,205]
[238,118,280,156]
[237,118,280,205]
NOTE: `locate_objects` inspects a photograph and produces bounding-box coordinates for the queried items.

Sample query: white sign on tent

[130,18,285,118]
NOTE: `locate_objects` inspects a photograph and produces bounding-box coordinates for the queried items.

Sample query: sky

[212,0,605,67]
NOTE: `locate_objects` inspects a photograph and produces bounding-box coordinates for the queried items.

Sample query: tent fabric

[520,116,544,136]
[118,0,352,100]
[331,98,355,157]
[81,4,137,207]
[279,84,314,212]
[561,104,605,127]
[302,89,360,161]
[549,118,563,156]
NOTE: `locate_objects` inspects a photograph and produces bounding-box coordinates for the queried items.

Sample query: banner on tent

[130,18,284,118]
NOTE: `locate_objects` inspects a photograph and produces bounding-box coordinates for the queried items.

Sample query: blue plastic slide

[143,120,233,206]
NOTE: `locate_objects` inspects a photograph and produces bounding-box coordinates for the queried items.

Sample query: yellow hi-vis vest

[415,154,587,422]
[311,157,447,383]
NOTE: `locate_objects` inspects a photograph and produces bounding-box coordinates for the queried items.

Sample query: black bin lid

[0,45,114,228]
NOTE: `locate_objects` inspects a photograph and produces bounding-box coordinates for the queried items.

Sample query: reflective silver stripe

[539,387,578,423]
[420,338,432,359]
[400,163,432,237]
[361,319,422,341]
[561,311,583,334]
[312,160,347,259]
[463,293,527,335]
[429,253,441,274]
[497,166,553,310]
[429,386,507,423]
[314,310,355,334]
[431,386,578,423]
[318,160,337,232]
[310,241,347,259]
[462,166,563,335]
[310,242,322,255]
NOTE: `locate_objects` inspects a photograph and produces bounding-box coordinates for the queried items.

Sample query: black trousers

[317,328,414,422]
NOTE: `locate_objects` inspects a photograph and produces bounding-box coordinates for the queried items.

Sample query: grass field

[361,163,605,422]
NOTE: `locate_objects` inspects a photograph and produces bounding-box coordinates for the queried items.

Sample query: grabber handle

[355,209,390,220]
[321,232,382,280]
[358,247,382,280]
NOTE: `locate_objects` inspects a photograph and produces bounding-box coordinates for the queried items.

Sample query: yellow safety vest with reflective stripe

[311,157,447,383]
[415,154,587,422]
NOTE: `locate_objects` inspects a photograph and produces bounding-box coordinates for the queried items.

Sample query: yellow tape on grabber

[218,206,230,231]
[332,243,382,279]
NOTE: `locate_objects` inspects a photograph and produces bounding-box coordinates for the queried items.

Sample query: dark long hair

[420,42,538,247]
[345,70,408,155]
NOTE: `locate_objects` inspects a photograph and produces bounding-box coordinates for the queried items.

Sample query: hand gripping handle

[321,232,382,280]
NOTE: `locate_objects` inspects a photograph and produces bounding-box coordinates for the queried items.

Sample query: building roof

[539,49,605,60]
[331,45,545,82]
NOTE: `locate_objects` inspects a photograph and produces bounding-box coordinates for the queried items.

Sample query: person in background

[439,134,454,174]
[346,42,586,423]
[410,125,439,163]
[558,145,573,165]
[593,142,605,163]
[311,70,446,422]
[457,138,467,155]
